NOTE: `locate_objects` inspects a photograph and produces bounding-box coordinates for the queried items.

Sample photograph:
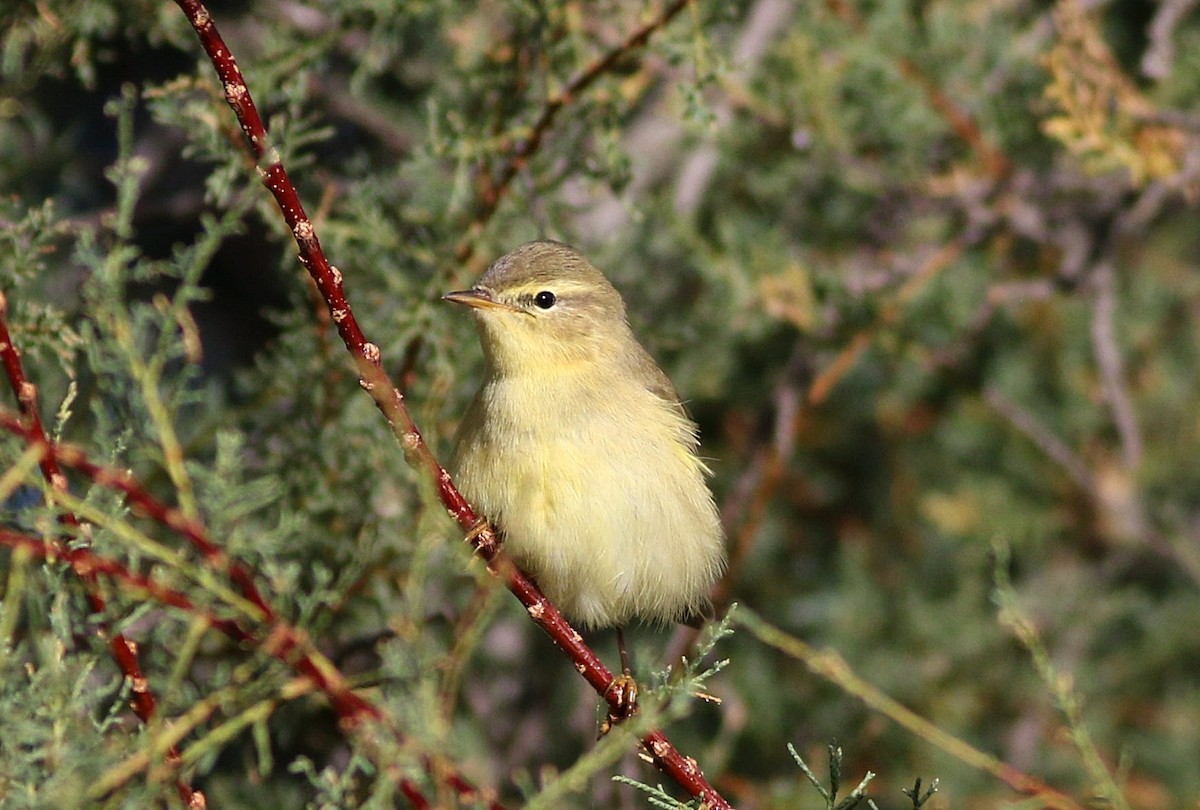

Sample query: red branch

[0,528,489,810]
[0,294,199,807]
[0,529,244,638]
[170,1,731,807]
[0,411,501,810]
[0,408,377,724]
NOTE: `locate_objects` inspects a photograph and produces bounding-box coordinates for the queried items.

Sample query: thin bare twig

[1086,180,1173,476]
[809,230,980,406]
[824,0,1011,180]
[0,410,375,716]
[0,528,457,808]
[673,0,796,215]
[0,527,245,647]
[1141,0,1200,80]
[1089,256,1142,471]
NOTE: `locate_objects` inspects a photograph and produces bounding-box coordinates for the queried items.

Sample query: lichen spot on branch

[292,219,315,244]
[223,81,246,105]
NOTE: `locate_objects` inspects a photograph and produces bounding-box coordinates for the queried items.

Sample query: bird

[444,240,726,638]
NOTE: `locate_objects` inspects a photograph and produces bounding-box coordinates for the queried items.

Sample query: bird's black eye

[533,291,557,309]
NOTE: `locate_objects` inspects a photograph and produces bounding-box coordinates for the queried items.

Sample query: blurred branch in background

[738,607,1087,810]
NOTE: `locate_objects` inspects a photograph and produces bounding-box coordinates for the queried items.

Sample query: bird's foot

[465,516,501,556]
[599,672,639,737]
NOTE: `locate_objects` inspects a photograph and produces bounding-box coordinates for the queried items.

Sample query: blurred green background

[3,1,1200,807]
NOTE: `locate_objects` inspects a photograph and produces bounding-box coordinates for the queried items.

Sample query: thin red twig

[0,527,481,809]
[170,1,731,806]
[0,529,244,637]
[0,293,199,807]
[0,408,376,720]
[0,411,499,809]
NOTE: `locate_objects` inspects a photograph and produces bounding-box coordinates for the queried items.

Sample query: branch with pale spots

[0,411,501,810]
[170,0,732,805]
[0,529,492,809]
[0,528,244,642]
[0,294,200,808]
[0,407,374,721]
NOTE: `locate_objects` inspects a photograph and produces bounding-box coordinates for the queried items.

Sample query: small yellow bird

[445,240,726,632]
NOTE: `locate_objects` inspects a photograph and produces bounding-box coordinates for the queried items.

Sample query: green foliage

[3,0,1200,807]
[788,742,878,810]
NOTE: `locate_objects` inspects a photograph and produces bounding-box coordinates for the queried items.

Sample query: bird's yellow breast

[450,364,724,628]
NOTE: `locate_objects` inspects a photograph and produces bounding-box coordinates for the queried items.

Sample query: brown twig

[0,529,451,809]
[0,528,245,641]
[451,0,695,269]
[0,294,200,807]
[823,0,1011,181]
[983,386,1095,494]
[171,1,731,806]
[774,0,1023,405]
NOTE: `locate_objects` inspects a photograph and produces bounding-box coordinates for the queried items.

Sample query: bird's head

[444,240,633,374]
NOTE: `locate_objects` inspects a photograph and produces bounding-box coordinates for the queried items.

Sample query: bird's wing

[627,341,698,428]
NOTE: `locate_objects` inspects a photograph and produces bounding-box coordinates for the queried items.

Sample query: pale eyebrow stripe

[509,280,596,296]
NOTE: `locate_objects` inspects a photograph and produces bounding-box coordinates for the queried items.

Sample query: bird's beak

[443,288,509,311]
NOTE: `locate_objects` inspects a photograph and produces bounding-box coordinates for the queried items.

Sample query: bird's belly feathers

[450,374,724,629]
